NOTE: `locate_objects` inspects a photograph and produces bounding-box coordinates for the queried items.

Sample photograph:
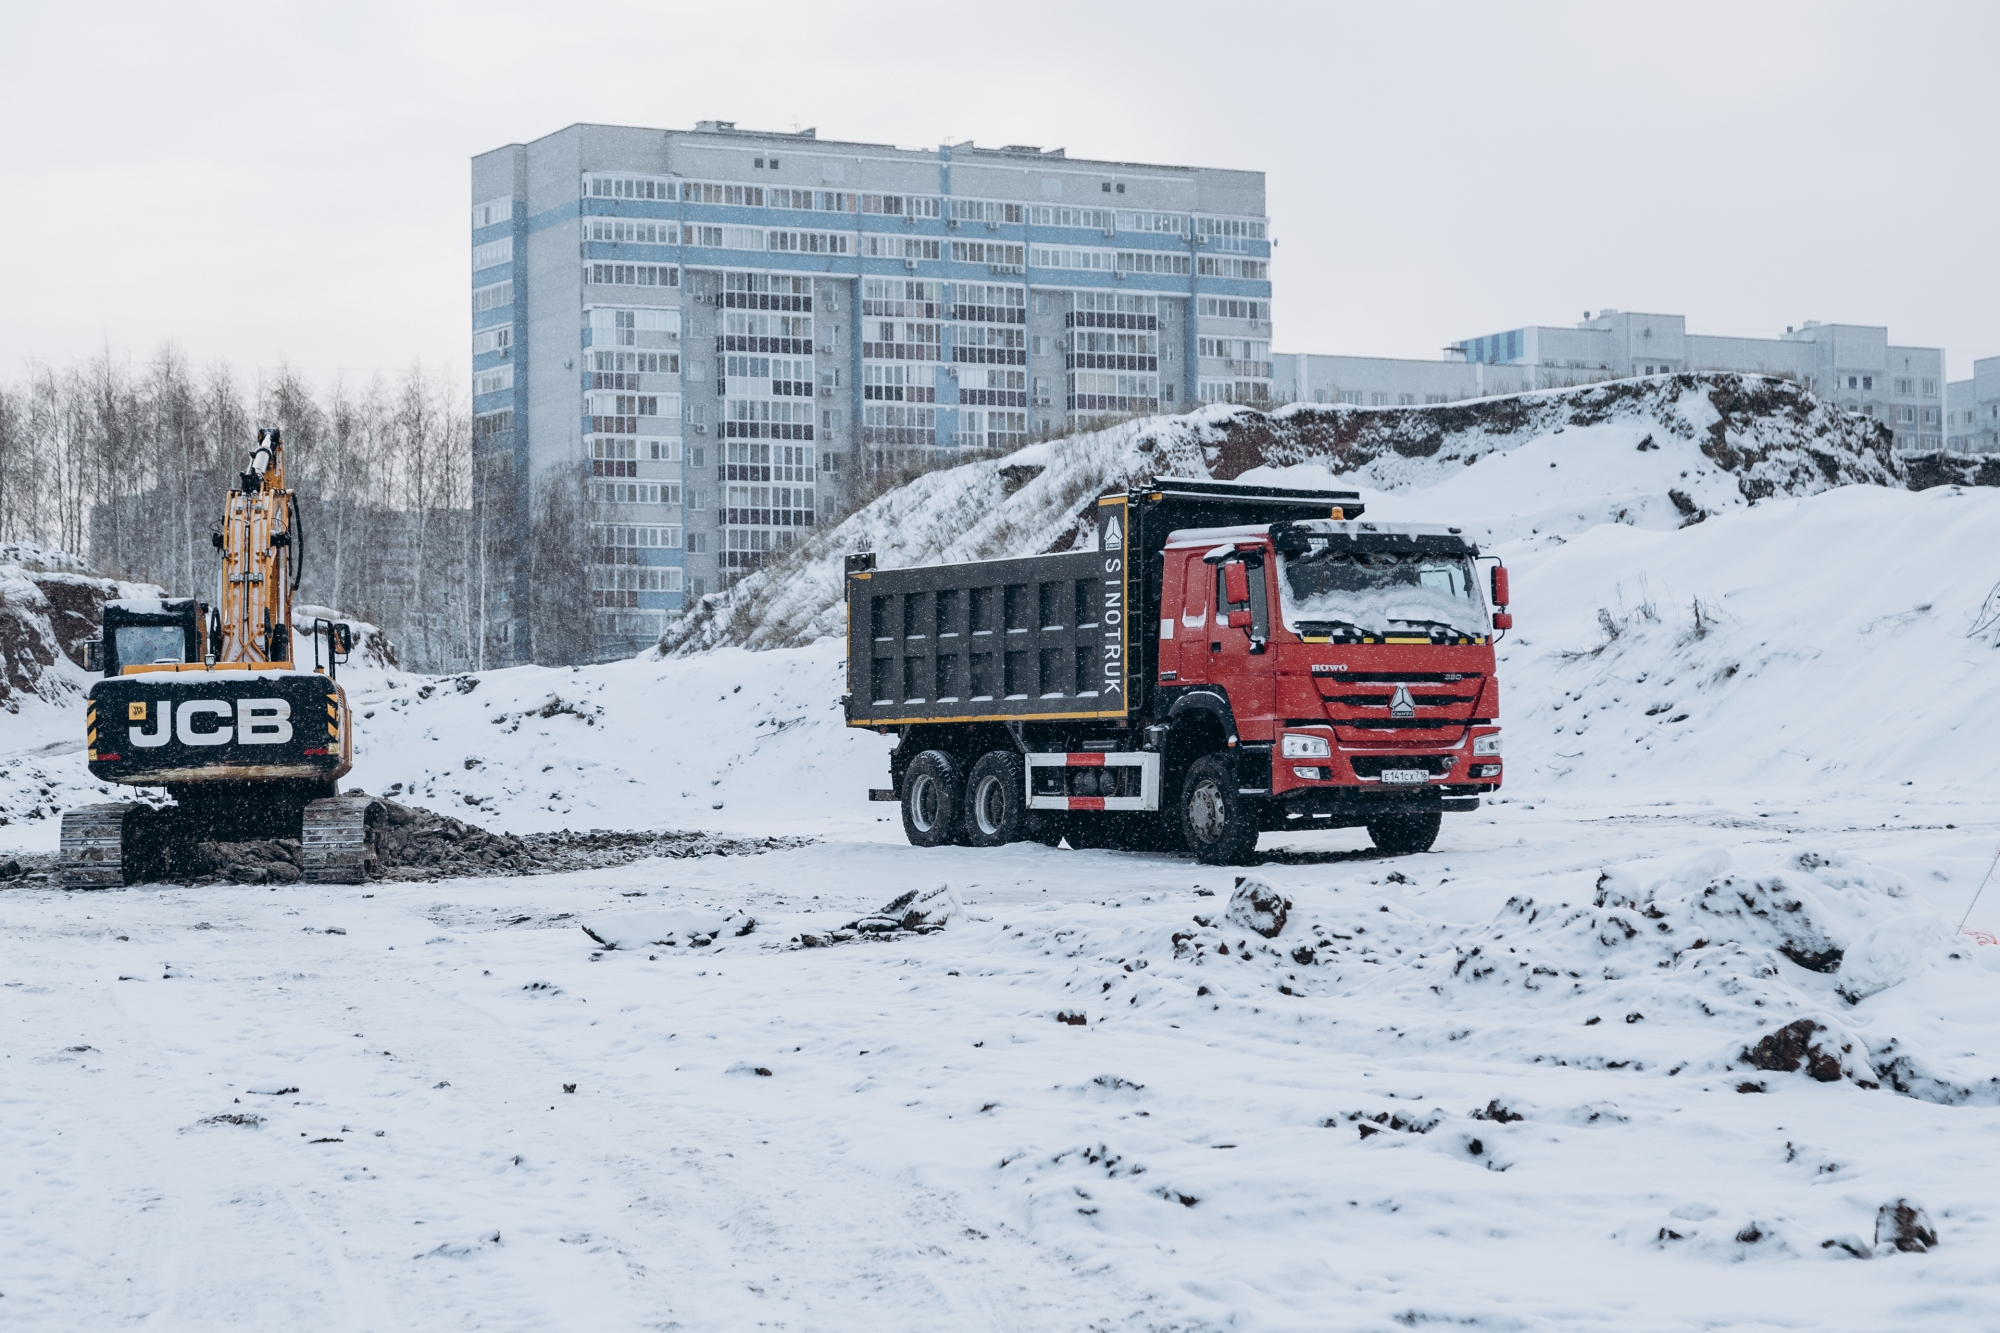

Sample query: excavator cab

[87,599,207,675]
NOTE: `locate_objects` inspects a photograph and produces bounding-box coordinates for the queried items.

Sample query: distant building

[1946,357,2000,453]
[1275,310,1954,455]
[470,120,1273,664]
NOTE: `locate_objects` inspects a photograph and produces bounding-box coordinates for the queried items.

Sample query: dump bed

[846,504,1130,726]
[844,478,1362,731]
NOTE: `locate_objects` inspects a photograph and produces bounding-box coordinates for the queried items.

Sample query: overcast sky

[4,1,1995,389]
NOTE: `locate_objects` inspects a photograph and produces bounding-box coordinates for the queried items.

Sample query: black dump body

[844,477,1362,729]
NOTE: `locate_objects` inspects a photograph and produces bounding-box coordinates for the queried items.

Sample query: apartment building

[470,121,1273,663]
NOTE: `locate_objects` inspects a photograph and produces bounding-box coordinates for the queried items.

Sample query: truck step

[57,803,143,888]
[300,796,385,884]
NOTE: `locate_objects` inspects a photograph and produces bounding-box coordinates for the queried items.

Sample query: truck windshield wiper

[1300,618,1368,636]
[1389,617,1480,638]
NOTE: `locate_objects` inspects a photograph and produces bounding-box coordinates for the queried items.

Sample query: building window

[1197,297,1269,323]
[1195,256,1269,281]
[587,263,678,288]
[1922,379,1937,396]
[472,237,513,271]
[585,219,677,244]
[1194,216,1268,242]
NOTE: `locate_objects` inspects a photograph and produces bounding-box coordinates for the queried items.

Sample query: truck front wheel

[961,751,1027,847]
[1366,809,1442,855]
[901,750,964,848]
[1179,752,1260,865]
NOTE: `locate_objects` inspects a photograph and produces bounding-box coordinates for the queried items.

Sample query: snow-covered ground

[7,417,2000,1326]
[7,802,1998,1328]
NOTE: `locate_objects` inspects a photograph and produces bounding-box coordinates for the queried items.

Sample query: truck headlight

[1282,733,1331,759]
[1473,733,1502,757]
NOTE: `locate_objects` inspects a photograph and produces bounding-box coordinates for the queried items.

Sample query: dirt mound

[0,545,156,710]
[2,798,810,887]
[1903,450,2000,491]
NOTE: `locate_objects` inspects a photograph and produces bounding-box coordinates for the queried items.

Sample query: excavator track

[58,802,142,887]
[301,795,384,883]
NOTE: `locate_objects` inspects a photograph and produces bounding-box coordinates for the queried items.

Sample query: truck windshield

[115,625,185,666]
[1278,548,1484,637]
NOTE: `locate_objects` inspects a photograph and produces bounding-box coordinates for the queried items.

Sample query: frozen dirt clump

[848,883,964,934]
[1224,876,1290,938]
[1875,1199,1938,1253]
[1737,1018,1851,1084]
[582,909,756,950]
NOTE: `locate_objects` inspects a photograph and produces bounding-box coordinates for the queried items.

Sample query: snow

[7,381,2000,1327]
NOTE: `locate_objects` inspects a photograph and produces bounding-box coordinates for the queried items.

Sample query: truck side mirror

[83,640,103,674]
[1492,611,1514,630]
[1223,562,1250,605]
[1227,609,1252,629]
[332,623,354,656]
[1491,565,1510,607]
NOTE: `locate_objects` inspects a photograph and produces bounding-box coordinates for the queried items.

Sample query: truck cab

[1154,518,1504,854]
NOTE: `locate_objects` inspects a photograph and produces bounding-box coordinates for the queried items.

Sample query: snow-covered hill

[663,373,1899,654]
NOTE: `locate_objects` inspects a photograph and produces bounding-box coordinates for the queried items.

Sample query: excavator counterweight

[58,427,383,885]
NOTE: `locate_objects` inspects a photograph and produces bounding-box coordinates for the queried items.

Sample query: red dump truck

[844,477,1510,863]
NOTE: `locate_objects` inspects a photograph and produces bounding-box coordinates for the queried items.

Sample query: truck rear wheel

[900,750,964,848]
[1366,810,1442,856]
[1180,752,1260,865]
[961,751,1027,847]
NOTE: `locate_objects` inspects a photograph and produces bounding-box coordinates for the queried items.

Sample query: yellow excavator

[59,427,383,885]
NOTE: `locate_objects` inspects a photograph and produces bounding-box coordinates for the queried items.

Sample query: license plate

[1380,769,1428,785]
